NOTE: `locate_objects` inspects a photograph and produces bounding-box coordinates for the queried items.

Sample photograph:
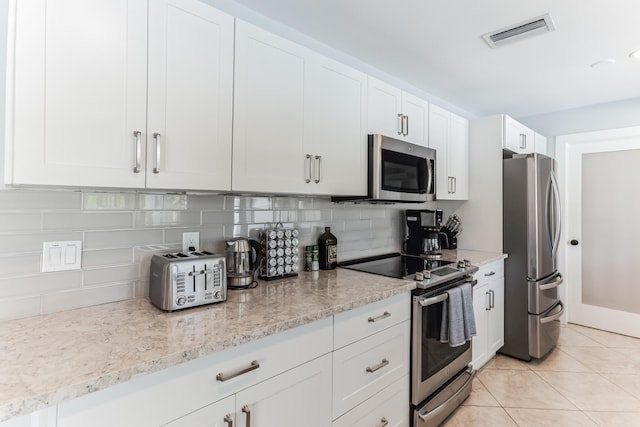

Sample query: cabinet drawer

[332,321,410,419]
[334,293,410,349]
[332,375,409,427]
[475,260,504,283]
[58,317,332,427]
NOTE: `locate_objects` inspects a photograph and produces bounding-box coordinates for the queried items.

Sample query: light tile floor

[442,323,640,426]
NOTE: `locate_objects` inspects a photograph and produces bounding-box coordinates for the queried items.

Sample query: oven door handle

[418,293,448,307]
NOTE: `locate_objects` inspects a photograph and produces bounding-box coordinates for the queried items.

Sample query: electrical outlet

[182,232,200,252]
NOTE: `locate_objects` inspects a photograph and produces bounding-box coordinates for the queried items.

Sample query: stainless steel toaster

[149,251,227,311]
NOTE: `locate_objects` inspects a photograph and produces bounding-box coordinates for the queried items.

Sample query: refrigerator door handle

[550,171,562,258]
[540,301,564,324]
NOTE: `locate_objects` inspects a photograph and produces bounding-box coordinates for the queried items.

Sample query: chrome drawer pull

[484,271,496,276]
[153,132,161,173]
[216,360,260,382]
[378,417,389,427]
[305,154,312,183]
[224,414,233,427]
[242,405,251,427]
[368,311,391,323]
[366,358,389,373]
[133,130,142,173]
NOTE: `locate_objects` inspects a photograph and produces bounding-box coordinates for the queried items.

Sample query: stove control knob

[213,290,222,300]
[176,295,187,306]
[457,260,465,269]
[415,272,424,281]
[423,270,431,279]
[464,259,471,268]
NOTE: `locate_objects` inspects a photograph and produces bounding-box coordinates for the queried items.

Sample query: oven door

[411,279,473,405]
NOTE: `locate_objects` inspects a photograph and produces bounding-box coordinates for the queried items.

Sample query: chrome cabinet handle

[378,417,389,427]
[224,414,233,427]
[242,405,251,427]
[452,177,457,194]
[305,154,312,183]
[368,311,391,323]
[133,131,142,173]
[520,133,526,149]
[484,271,496,276]
[216,360,260,382]
[489,289,495,309]
[397,113,404,135]
[153,132,161,173]
[485,291,491,311]
[366,358,389,373]
[403,115,409,136]
[314,155,321,183]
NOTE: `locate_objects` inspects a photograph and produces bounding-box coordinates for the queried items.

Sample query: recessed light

[629,50,640,60]
[590,59,617,68]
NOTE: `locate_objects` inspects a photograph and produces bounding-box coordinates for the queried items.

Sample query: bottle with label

[318,227,337,270]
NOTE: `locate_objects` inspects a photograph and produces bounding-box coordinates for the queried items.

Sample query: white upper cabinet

[146,0,234,191]
[367,77,429,147]
[6,0,148,188]
[503,115,534,154]
[429,104,469,200]
[534,132,549,156]
[232,20,367,196]
[5,0,234,190]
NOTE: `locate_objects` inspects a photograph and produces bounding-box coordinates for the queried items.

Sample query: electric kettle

[225,238,262,289]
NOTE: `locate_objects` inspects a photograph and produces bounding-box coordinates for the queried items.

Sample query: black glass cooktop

[338,253,453,279]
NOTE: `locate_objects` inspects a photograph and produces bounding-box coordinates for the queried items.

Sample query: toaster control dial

[213,290,222,300]
[176,295,187,306]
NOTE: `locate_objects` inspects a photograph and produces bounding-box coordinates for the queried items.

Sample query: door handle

[570,239,579,246]
[368,311,391,323]
[489,289,495,309]
[153,132,161,174]
[133,130,142,173]
[539,274,563,290]
[540,301,564,324]
[242,405,251,427]
[366,358,389,373]
[403,115,409,136]
[216,360,260,382]
[314,155,321,183]
[305,154,312,183]
[485,291,491,311]
[378,417,389,427]
[224,414,233,427]
[397,113,404,135]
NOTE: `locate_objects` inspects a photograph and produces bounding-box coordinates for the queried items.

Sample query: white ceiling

[227,0,640,118]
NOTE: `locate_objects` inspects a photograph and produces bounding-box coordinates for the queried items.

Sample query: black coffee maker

[405,209,444,259]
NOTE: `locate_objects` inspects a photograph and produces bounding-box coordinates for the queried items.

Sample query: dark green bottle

[318,227,337,270]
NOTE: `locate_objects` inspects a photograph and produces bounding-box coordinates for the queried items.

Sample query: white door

[367,76,402,138]
[8,0,148,188]
[146,0,234,191]
[558,126,640,337]
[400,92,429,147]
[448,113,469,200]
[162,395,235,427]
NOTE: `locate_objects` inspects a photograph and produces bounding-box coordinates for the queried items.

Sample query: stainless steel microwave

[334,134,435,203]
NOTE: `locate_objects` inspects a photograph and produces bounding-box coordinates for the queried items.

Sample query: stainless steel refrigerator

[500,153,565,361]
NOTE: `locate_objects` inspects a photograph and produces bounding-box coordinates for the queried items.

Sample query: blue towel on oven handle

[440,283,476,347]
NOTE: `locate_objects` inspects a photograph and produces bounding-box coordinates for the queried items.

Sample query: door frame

[556,126,640,335]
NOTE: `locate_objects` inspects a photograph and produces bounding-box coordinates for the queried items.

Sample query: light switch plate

[42,240,82,272]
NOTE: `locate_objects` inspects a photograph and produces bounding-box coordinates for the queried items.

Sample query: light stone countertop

[0,268,415,422]
[442,249,508,266]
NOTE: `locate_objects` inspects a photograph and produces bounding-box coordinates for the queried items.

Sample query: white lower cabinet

[471,260,505,369]
[165,354,332,427]
[332,375,409,427]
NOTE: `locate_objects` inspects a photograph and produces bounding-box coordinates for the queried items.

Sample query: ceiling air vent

[482,14,555,48]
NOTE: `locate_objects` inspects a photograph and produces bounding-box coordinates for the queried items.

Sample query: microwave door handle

[426,157,433,195]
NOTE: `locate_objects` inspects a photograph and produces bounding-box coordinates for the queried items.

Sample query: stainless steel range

[340,253,478,426]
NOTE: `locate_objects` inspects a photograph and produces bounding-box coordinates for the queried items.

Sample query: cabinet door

[534,132,548,156]
[428,104,451,199]
[232,20,307,194]
[448,113,469,199]
[367,77,402,138]
[305,57,367,196]
[8,0,148,187]
[146,0,233,191]
[503,115,534,154]
[163,396,235,427]
[486,278,505,355]
[400,92,429,147]
[235,354,332,427]
[471,282,489,369]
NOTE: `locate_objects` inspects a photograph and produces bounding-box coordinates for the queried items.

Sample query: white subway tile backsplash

[0,296,41,321]
[41,283,133,314]
[83,265,140,287]
[0,189,81,210]
[83,192,136,210]
[43,212,133,231]
[0,271,82,298]
[84,229,164,249]
[0,189,407,320]
[0,213,42,233]
[134,211,201,228]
